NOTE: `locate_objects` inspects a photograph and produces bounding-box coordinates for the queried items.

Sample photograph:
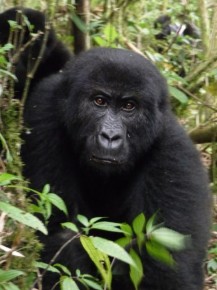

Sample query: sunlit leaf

[35,261,60,274]
[80,235,112,289]
[91,237,136,267]
[129,249,143,290]
[132,213,146,235]
[60,276,79,290]
[91,221,122,233]
[48,193,68,215]
[77,215,89,227]
[146,241,175,267]
[150,227,189,251]
[62,222,79,233]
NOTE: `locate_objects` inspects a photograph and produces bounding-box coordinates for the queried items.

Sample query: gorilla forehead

[64,48,168,101]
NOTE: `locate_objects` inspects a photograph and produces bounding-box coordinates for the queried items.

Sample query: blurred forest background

[0,0,217,289]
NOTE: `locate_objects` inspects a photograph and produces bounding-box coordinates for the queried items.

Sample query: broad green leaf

[150,227,188,251]
[129,249,143,290]
[35,261,60,274]
[77,215,89,227]
[80,235,112,289]
[62,222,79,233]
[132,213,146,235]
[103,24,118,43]
[0,269,24,283]
[42,184,50,194]
[0,202,47,234]
[116,236,132,248]
[121,223,133,236]
[91,221,122,233]
[132,213,146,250]
[60,276,79,290]
[54,264,71,276]
[146,241,174,267]
[169,86,188,104]
[91,237,136,267]
[89,217,105,224]
[48,193,68,215]
[81,277,102,290]
[93,36,108,46]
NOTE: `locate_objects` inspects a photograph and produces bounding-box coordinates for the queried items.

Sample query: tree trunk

[72,0,90,54]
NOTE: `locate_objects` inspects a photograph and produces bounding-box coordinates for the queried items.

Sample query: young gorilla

[0,7,71,98]
[22,48,211,290]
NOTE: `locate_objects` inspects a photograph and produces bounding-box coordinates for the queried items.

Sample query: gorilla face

[61,48,169,174]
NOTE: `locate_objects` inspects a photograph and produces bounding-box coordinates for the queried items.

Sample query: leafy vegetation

[0,0,216,289]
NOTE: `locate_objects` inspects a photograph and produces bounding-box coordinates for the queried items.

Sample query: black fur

[0,7,71,98]
[22,48,211,290]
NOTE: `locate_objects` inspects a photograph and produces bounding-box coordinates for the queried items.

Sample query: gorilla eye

[122,101,136,112]
[94,96,107,107]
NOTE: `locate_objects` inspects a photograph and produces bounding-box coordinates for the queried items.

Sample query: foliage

[0,0,216,289]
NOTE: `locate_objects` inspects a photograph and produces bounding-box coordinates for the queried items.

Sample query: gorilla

[22,47,211,290]
[0,7,71,98]
[154,15,200,40]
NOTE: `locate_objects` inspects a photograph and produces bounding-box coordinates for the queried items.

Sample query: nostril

[101,131,110,141]
[98,130,123,150]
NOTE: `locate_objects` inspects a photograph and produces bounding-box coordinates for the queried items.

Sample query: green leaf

[89,217,105,224]
[121,223,133,236]
[0,69,17,81]
[60,276,79,290]
[35,261,60,273]
[48,193,68,215]
[146,213,160,235]
[0,269,24,283]
[77,215,89,227]
[132,213,146,235]
[42,184,50,195]
[0,173,20,186]
[0,202,47,235]
[0,282,20,290]
[116,236,132,248]
[62,222,79,233]
[93,36,108,46]
[103,24,118,43]
[150,227,189,251]
[81,277,102,290]
[54,264,71,276]
[91,221,122,233]
[129,249,143,290]
[169,86,188,104]
[146,241,175,267]
[80,235,112,289]
[91,237,136,267]
[71,13,87,33]
[132,213,146,251]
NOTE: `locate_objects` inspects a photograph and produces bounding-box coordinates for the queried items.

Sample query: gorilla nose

[98,129,123,150]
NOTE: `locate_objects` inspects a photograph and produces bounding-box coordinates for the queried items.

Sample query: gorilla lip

[90,155,121,165]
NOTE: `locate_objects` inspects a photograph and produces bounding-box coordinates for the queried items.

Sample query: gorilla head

[60,48,169,174]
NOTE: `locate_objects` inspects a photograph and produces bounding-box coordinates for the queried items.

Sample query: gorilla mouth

[90,155,121,165]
